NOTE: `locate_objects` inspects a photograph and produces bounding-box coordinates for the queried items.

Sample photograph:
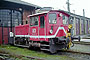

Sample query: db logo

[32,29,36,33]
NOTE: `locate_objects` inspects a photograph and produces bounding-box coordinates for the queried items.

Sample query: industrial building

[0,0,40,44]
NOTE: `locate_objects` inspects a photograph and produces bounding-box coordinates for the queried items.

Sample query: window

[40,16,44,28]
[0,10,21,27]
[30,16,38,26]
[70,17,74,24]
[49,13,57,24]
[62,15,68,25]
[26,21,28,24]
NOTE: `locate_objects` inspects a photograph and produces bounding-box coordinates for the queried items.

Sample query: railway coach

[10,10,73,53]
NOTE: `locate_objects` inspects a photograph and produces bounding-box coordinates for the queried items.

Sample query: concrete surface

[74,39,90,42]
[70,44,90,53]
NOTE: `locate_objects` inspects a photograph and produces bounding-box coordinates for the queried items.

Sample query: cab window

[30,16,38,26]
[40,16,45,28]
[62,15,68,25]
[49,13,57,24]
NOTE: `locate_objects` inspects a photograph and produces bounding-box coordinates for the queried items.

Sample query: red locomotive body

[14,10,72,53]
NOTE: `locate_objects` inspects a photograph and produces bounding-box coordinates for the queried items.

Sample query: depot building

[0,0,40,44]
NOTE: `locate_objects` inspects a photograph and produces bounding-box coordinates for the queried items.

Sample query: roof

[59,9,90,19]
[28,11,49,17]
[28,10,70,17]
[3,0,41,9]
[40,7,53,11]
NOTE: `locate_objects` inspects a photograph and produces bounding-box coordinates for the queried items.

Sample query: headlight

[10,32,14,37]
[68,29,69,32]
[50,30,53,34]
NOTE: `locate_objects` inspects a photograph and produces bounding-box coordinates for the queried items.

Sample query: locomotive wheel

[49,45,57,54]
[28,42,32,49]
[49,39,57,54]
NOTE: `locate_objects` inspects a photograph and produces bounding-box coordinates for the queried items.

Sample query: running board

[14,44,29,48]
[41,44,49,47]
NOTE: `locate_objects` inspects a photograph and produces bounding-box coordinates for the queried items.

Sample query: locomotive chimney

[83,9,85,17]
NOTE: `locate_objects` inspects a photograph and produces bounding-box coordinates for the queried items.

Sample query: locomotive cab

[28,11,69,40]
[28,10,71,53]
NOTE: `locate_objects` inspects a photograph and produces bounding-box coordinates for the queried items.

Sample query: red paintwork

[3,28,8,44]
[0,27,13,44]
[15,24,29,35]
[0,27,2,44]
[15,10,70,42]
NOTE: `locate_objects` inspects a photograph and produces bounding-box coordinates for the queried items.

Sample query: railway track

[60,50,90,55]
[14,44,90,56]
[0,50,89,60]
[0,53,45,60]
[58,50,90,60]
[0,44,90,60]
[0,49,90,60]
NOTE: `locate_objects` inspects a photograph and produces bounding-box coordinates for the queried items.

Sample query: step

[40,48,50,51]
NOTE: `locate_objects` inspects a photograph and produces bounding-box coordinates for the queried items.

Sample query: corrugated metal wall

[89,20,90,33]
[71,15,90,36]
[0,27,9,44]
[85,20,88,34]
[76,18,80,35]
[80,19,84,35]
[0,9,22,44]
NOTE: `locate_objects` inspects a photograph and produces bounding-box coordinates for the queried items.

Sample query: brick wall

[23,10,35,25]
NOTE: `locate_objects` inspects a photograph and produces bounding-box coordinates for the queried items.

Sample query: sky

[22,0,90,18]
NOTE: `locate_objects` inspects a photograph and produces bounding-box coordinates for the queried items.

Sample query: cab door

[39,15,45,39]
[29,16,39,41]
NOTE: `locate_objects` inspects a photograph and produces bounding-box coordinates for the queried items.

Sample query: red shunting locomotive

[11,10,73,53]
